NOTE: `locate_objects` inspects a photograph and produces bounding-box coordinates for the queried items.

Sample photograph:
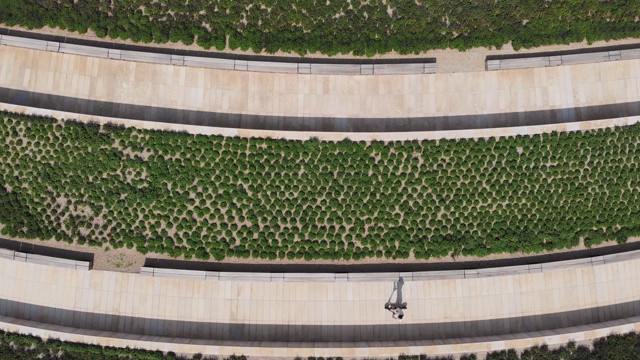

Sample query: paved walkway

[2,39,640,358]
[1,256,640,347]
[0,46,639,132]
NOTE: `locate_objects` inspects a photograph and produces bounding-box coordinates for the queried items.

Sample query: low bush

[0,112,639,261]
[0,329,218,359]
[3,328,640,359]
[2,0,640,56]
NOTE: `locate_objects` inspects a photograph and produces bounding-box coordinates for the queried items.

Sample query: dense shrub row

[2,0,640,56]
[408,331,640,359]
[404,332,640,359]
[4,329,640,360]
[0,112,639,261]
[0,329,243,359]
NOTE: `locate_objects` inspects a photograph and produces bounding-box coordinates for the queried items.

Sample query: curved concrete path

[2,253,640,357]
[2,35,640,358]
[0,46,639,133]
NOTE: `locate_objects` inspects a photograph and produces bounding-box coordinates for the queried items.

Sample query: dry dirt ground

[5,25,640,73]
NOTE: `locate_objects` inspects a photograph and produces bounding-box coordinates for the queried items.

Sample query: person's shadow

[385,277,408,310]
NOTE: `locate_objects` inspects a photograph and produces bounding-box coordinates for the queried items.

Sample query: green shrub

[2,0,640,56]
[0,112,639,261]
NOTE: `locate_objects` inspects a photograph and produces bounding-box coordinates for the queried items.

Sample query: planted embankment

[2,0,640,55]
[3,328,640,359]
[1,112,639,261]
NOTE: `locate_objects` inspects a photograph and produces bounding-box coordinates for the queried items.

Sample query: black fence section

[0,237,94,263]
[144,240,640,274]
[486,42,640,61]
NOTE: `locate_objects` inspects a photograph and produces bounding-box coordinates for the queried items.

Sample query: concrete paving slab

[0,248,14,260]
[45,42,60,52]
[621,49,640,60]
[498,57,550,70]
[603,250,640,264]
[170,55,185,66]
[283,273,336,282]
[347,272,399,282]
[152,268,207,280]
[140,268,155,277]
[549,55,563,66]
[24,257,76,269]
[26,254,77,266]
[13,252,27,262]
[360,64,374,75]
[463,269,479,278]
[310,64,361,75]
[297,63,311,74]
[0,35,48,51]
[424,63,437,73]
[373,63,426,75]
[120,50,172,65]
[270,273,285,282]
[107,49,122,59]
[412,270,466,280]
[476,265,530,277]
[247,61,298,73]
[183,56,235,70]
[234,60,249,71]
[59,43,109,58]
[528,264,543,273]
[561,52,610,65]
[218,272,272,281]
[335,273,349,282]
[608,51,622,61]
[486,60,501,71]
[541,258,592,271]
[205,271,220,280]
[590,256,605,266]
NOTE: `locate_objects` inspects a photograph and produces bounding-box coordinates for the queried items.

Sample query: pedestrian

[386,304,405,321]
[391,307,404,321]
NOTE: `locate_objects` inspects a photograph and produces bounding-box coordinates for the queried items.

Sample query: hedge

[0,329,239,359]
[0,112,639,261]
[2,0,640,56]
[3,329,640,359]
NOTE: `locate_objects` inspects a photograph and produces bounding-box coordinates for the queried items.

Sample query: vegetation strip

[0,329,236,360]
[3,328,640,359]
[2,0,640,56]
[0,34,436,75]
[1,112,639,261]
